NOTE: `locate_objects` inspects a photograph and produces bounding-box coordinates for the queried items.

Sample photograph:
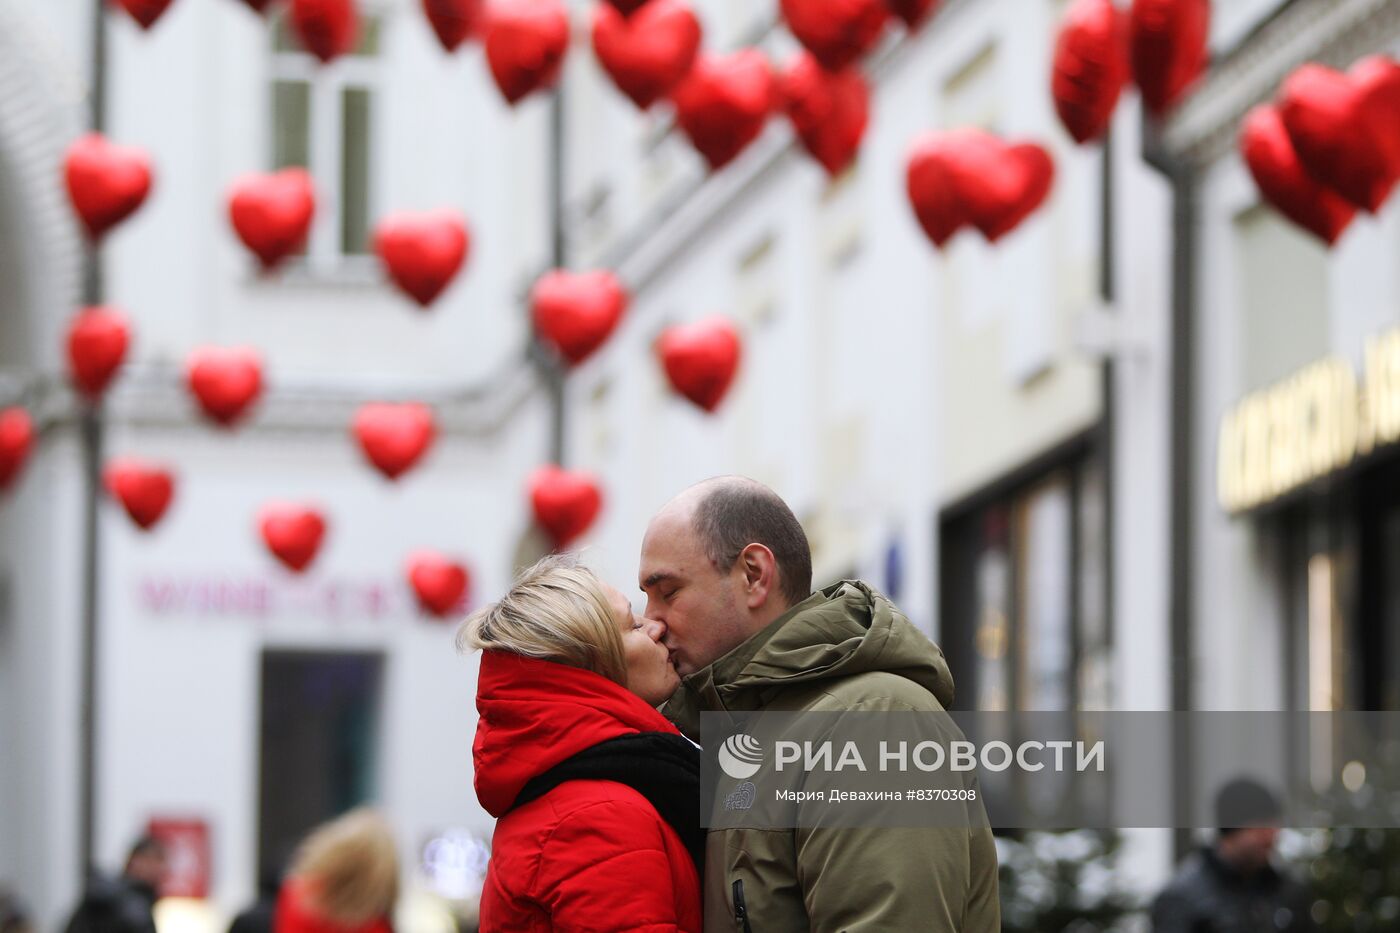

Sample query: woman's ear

[739,543,778,610]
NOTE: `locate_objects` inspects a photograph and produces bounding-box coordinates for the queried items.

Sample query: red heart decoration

[67,307,132,400]
[592,0,702,110]
[1240,105,1355,247]
[1129,0,1208,115]
[406,551,471,617]
[1352,56,1400,175]
[779,53,870,176]
[227,169,317,271]
[885,0,937,28]
[483,0,570,105]
[602,0,651,15]
[671,50,776,171]
[1052,0,1131,144]
[112,0,176,29]
[529,466,603,549]
[906,133,969,247]
[906,130,1055,247]
[373,210,471,307]
[0,408,34,494]
[943,129,1055,242]
[103,458,176,531]
[186,346,264,427]
[238,0,281,13]
[531,270,628,365]
[779,0,888,73]
[352,403,437,480]
[1279,63,1399,214]
[64,134,154,241]
[424,0,484,51]
[290,0,359,63]
[258,503,327,573]
[657,317,742,413]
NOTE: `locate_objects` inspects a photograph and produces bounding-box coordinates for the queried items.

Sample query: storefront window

[940,446,1110,713]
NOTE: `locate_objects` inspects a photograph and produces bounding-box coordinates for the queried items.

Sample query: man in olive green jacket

[641,477,1000,933]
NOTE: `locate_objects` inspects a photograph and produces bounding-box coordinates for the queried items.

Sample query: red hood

[473,651,679,817]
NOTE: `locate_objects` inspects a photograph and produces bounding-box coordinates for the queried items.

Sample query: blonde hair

[288,808,398,926]
[457,554,627,686]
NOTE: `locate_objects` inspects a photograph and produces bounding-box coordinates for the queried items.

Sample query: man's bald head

[640,477,814,675]
[665,476,813,607]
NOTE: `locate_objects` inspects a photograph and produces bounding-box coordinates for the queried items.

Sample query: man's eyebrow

[641,571,678,591]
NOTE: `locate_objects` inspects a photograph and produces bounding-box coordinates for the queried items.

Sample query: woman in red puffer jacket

[461,555,703,933]
[274,809,397,933]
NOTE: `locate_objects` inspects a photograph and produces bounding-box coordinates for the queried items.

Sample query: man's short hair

[1215,776,1282,835]
[692,479,813,607]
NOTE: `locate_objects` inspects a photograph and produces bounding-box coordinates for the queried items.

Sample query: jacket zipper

[733,879,753,933]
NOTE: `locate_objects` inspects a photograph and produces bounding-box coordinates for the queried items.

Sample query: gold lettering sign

[1218,327,1400,515]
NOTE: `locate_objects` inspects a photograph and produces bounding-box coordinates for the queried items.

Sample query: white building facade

[4,0,1395,928]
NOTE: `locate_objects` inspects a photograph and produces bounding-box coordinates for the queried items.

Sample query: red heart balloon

[602,0,651,14]
[103,458,176,531]
[64,134,153,240]
[352,403,437,480]
[424,0,483,51]
[1352,56,1400,175]
[258,503,327,573]
[657,317,741,413]
[483,0,570,105]
[905,130,1055,247]
[238,0,280,13]
[373,210,471,307]
[1240,105,1355,247]
[779,0,888,73]
[592,0,702,110]
[186,346,264,427]
[0,408,34,494]
[906,133,969,248]
[112,0,176,29]
[290,0,359,63]
[1052,0,1130,144]
[227,169,317,271]
[67,307,132,400]
[671,50,776,171]
[531,270,628,366]
[885,0,937,28]
[779,53,870,176]
[1129,0,1208,115]
[1279,63,1398,214]
[406,551,471,617]
[529,466,603,549]
[942,129,1055,242]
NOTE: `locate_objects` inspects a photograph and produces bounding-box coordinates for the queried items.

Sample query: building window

[939,443,1110,713]
[270,13,381,273]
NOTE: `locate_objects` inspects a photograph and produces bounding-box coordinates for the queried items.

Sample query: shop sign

[1218,326,1400,514]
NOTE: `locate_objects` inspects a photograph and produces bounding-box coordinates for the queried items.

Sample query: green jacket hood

[666,580,954,733]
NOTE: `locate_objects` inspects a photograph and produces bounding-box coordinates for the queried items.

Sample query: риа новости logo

[719,733,764,780]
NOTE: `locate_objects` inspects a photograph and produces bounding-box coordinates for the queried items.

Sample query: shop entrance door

[257,650,384,884]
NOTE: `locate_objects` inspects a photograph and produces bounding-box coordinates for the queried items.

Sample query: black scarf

[508,732,705,880]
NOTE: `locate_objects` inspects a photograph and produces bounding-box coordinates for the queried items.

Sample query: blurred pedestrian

[0,885,33,933]
[1151,777,1315,932]
[274,809,397,933]
[463,555,703,932]
[227,864,282,933]
[62,836,166,933]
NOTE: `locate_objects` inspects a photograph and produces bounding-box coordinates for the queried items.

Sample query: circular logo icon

[718,733,764,779]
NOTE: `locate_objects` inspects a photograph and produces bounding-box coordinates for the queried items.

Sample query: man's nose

[644,618,667,642]
[644,595,665,623]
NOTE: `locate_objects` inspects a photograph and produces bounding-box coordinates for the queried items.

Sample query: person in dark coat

[63,837,166,933]
[1152,778,1316,932]
[227,866,281,933]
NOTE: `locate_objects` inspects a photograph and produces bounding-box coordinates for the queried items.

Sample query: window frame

[267,10,383,280]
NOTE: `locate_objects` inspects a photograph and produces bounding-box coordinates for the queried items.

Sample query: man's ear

[738,543,778,610]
